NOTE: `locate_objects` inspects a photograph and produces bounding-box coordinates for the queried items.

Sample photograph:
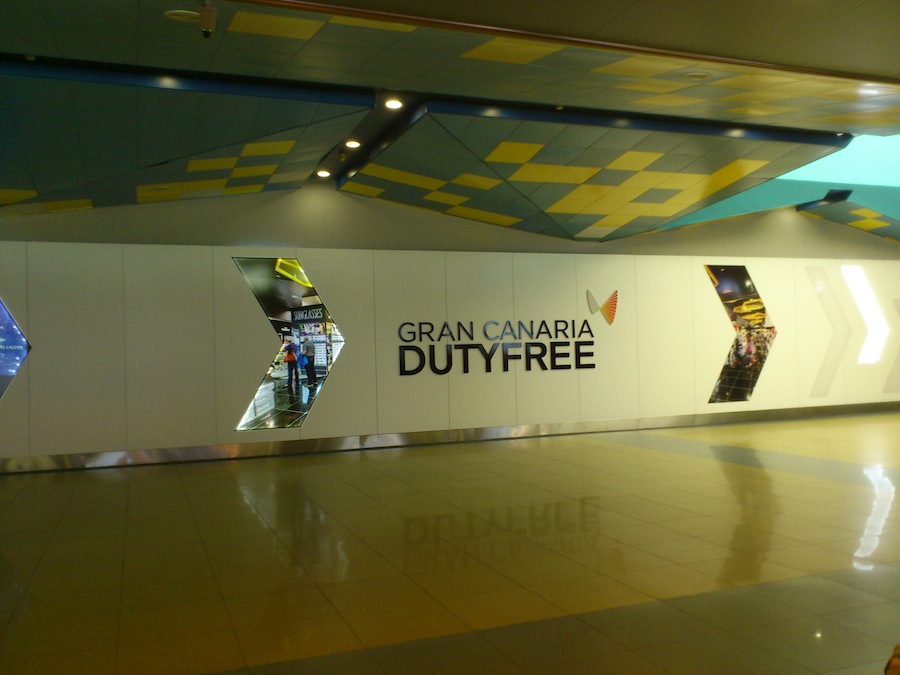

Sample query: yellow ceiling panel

[701,160,768,194]
[849,218,889,231]
[552,174,668,215]
[714,74,802,90]
[816,108,900,127]
[576,224,618,239]
[851,207,883,218]
[341,182,384,197]
[424,191,469,205]
[618,171,673,190]
[230,165,278,178]
[546,184,613,213]
[229,11,324,40]
[613,201,655,216]
[508,163,600,183]
[722,90,796,103]
[188,158,238,172]
[446,205,521,226]
[452,173,502,190]
[241,141,296,157]
[43,199,92,212]
[329,16,416,32]
[0,188,38,205]
[643,202,687,218]
[607,151,664,171]
[590,211,639,228]
[137,183,182,203]
[223,184,265,195]
[655,173,705,190]
[462,37,562,64]
[485,141,544,163]
[593,56,686,77]
[764,80,848,98]
[617,79,693,94]
[580,193,643,215]
[360,164,447,190]
[182,178,228,192]
[634,94,706,107]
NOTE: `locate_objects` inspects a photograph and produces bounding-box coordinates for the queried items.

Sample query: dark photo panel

[704,265,777,403]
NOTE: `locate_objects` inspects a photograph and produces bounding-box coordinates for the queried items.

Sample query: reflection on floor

[0,413,898,674]
[238,376,323,430]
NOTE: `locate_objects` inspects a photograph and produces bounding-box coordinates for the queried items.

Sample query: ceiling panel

[0,0,897,245]
[801,200,900,240]
[0,72,369,213]
[339,106,846,241]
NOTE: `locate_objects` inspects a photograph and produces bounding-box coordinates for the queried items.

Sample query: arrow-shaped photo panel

[0,298,30,401]
[233,257,345,431]
[704,265,777,403]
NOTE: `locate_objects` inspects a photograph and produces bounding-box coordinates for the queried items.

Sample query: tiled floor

[1,413,898,674]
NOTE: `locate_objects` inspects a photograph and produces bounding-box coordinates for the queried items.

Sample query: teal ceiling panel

[70,83,140,164]
[193,97,265,152]
[8,80,86,194]
[514,214,571,236]
[136,89,202,167]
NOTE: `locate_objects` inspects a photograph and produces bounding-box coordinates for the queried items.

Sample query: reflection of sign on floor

[705,266,776,403]
[233,257,344,431]
[0,298,30,401]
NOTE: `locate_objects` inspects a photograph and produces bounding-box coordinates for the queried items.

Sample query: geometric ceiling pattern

[1,0,898,243]
[0,72,369,213]
[800,200,900,241]
[340,109,846,241]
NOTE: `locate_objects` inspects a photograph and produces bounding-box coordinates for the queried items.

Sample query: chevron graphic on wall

[887,300,900,394]
[233,257,345,431]
[0,297,30,402]
[704,265,777,403]
[806,267,851,398]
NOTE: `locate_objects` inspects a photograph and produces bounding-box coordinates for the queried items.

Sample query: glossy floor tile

[0,413,898,673]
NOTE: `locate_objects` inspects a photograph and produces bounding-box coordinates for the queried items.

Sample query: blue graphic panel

[0,298,30,400]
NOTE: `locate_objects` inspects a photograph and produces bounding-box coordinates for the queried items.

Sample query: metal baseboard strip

[2,401,898,475]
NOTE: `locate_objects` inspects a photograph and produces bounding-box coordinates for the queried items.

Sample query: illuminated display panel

[0,298,30,401]
[233,258,344,431]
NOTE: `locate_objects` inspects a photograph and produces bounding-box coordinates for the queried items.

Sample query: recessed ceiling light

[316,169,331,178]
[683,72,711,81]
[384,98,403,110]
[345,140,361,149]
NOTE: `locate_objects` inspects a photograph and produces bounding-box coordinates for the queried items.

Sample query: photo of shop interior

[233,257,344,431]
[704,265,778,404]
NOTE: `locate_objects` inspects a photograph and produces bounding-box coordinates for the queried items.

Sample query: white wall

[0,241,897,463]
